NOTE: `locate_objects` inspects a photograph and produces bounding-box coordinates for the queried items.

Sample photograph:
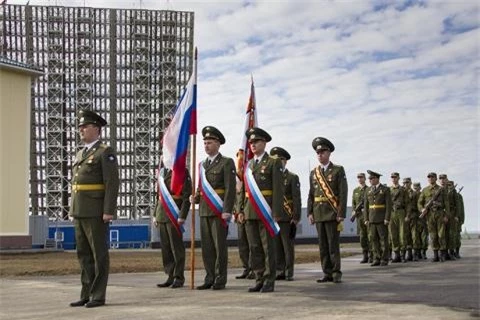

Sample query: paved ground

[1,239,478,320]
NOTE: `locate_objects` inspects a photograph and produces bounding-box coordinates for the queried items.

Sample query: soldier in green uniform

[351,173,370,264]
[403,177,420,261]
[389,172,411,263]
[364,170,391,267]
[418,172,450,262]
[450,181,464,258]
[153,164,192,288]
[440,174,458,261]
[233,188,254,279]
[307,137,348,283]
[413,182,428,259]
[69,110,120,308]
[192,126,236,290]
[270,147,301,281]
[237,127,284,293]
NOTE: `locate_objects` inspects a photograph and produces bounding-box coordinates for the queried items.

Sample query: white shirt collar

[254,152,266,162]
[320,162,331,170]
[84,139,99,150]
[207,153,219,162]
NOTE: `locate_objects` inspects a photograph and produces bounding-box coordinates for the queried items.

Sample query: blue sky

[11,0,479,232]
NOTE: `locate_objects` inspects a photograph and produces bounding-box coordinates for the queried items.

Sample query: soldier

[441,175,458,261]
[69,110,120,308]
[237,127,284,293]
[154,162,192,288]
[192,126,236,290]
[307,137,348,283]
[270,147,301,281]
[403,177,419,261]
[389,172,411,263]
[414,182,428,259]
[418,172,450,262]
[351,173,370,264]
[233,187,254,279]
[451,181,465,258]
[363,170,391,267]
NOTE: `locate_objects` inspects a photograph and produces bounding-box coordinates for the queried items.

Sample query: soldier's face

[427,176,437,184]
[439,177,447,186]
[316,149,331,165]
[79,124,100,143]
[391,176,399,184]
[250,139,266,155]
[203,139,220,156]
[369,176,379,186]
[357,176,366,185]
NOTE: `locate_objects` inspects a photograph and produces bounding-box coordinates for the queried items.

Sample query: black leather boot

[392,251,401,263]
[407,249,413,261]
[360,250,369,264]
[431,250,439,262]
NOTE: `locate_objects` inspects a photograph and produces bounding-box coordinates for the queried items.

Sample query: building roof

[0,56,44,76]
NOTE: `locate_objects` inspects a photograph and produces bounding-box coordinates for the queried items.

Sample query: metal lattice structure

[0,4,194,220]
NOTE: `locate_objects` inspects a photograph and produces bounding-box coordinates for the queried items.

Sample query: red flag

[236,76,258,182]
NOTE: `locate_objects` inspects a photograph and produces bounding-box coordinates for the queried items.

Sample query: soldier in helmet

[307,137,348,283]
[69,110,120,308]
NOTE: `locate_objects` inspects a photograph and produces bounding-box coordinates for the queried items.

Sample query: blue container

[48,225,76,250]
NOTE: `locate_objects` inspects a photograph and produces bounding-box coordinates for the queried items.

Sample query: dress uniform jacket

[70,141,120,218]
[307,163,348,221]
[364,184,392,223]
[240,154,284,219]
[195,154,236,215]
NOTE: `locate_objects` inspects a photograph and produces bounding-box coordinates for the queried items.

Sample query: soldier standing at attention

[307,137,348,283]
[153,162,192,288]
[351,173,370,264]
[237,127,284,293]
[69,110,120,308]
[389,172,411,263]
[403,177,420,261]
[270,147,301,281]
[364,170,391,267]
[449,181,464,259]
[440,174,458,261]
[418,172,450,262]
[414,182,428,259]
[193,126,236,290]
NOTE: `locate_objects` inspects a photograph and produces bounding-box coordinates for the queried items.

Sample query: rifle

[419,186,443,219]
[458,186,464,194]
[350,198,364,222]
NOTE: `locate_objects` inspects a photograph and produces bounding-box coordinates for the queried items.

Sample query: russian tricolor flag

[162,65,197,196]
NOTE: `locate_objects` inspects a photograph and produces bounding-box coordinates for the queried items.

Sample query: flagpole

[189,47,198,290]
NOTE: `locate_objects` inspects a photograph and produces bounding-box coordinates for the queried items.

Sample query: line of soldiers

[153,127,348,292]
[351,170,465,267]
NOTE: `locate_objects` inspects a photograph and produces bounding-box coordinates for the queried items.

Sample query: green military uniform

[270,147,301,280]
[234,189,252,279]
[363,170,392,266]
[454,185,465,258]
[404,178,420,261]
[351,174,369,263]
[389,172,411,263]
[154,168,191,287]
[443,176,459,260]
[417,172,450,262]
[307,137,348,283]
[414,182,429,259]
[70,110,119,307]
[194,126,236,289]
[238,127,284,292]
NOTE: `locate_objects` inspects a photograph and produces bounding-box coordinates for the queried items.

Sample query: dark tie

[82,147,88,158]
[322,167,326,174]
[255,159,259,165]
[206,159,211,166]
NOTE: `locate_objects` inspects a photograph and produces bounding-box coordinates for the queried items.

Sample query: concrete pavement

[1,239,478,320]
